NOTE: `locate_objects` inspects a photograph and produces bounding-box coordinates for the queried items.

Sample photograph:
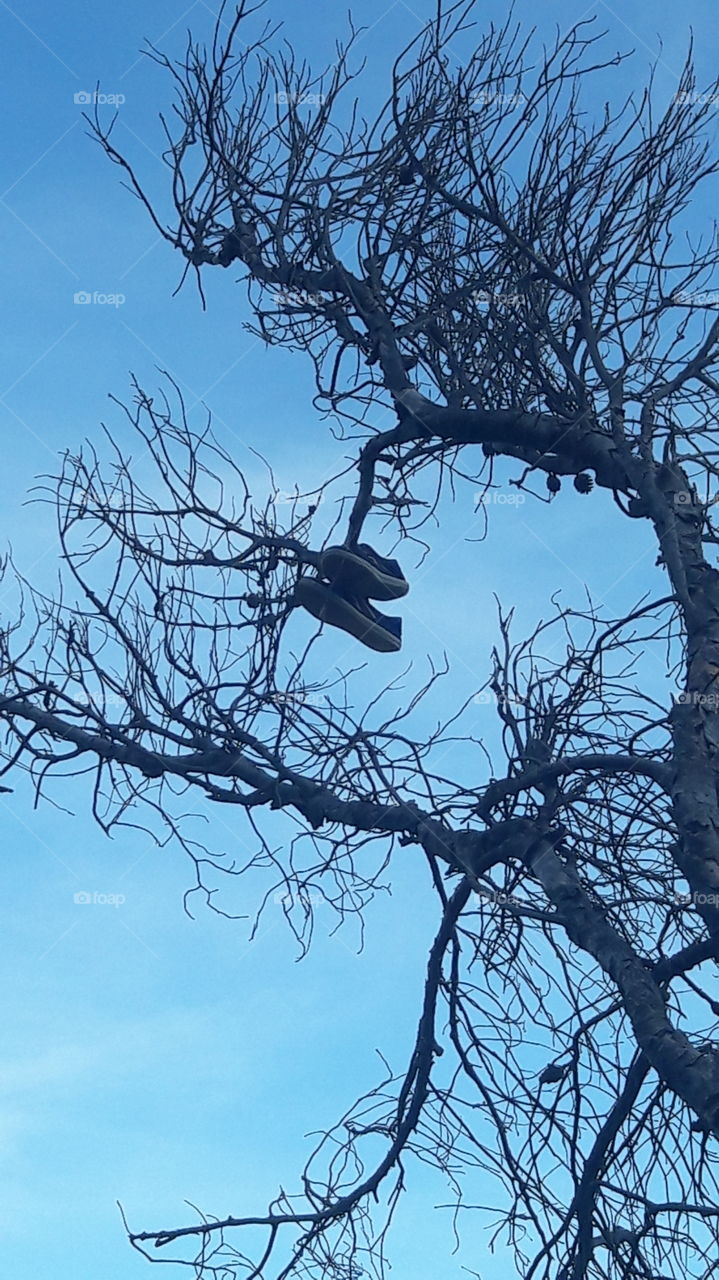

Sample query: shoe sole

[294,578,401,652]
[319,546,409,600]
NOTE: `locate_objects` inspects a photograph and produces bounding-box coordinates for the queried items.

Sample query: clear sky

[0,1,717,1277]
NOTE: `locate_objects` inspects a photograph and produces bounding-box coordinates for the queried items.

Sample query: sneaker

[294,577,402,652]
[318,543,409,600]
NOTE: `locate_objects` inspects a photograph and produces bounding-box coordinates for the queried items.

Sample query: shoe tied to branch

[294,576,402,653]
[318,543,409,601]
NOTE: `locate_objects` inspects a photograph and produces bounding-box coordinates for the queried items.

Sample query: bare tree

[3,3,719,1276]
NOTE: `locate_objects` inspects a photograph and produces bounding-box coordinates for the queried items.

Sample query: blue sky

[0,0,717,1276]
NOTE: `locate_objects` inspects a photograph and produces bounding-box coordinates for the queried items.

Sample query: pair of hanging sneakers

[295,544,409,653]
